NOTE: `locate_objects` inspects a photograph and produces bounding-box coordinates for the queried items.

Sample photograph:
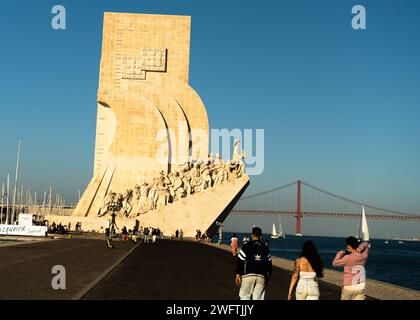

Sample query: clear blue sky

[0,0,419,237]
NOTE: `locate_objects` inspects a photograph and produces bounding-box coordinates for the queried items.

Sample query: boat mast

[48,187,52,215]
[0,179,4,224]
[279,216,283,235]
[6,174,10,224]
[11,139,21,224]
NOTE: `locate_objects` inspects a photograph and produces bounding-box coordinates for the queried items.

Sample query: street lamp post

[108,202,119,237]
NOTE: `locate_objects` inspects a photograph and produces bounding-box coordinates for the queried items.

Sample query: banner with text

[0,225,47,237]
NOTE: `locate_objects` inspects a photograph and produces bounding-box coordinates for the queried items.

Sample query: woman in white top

[288,240,324,300]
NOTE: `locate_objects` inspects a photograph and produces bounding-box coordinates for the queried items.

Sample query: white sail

[359,205,370,241]
[272,223,277,236]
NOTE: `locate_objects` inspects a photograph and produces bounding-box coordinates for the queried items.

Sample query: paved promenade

[83,239,342,300]
[2,237,417,300]
[0,237,136,299]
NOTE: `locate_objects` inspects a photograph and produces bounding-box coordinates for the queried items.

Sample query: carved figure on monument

[157,176,170,207]
[132,181,154,216]
[148,178,160,210]
[228,139,247,178]
[115,193,125,217]
[208,153,215,165]
[129,185,141,218]
[191,164,204,193]
[212,153,226,186]
[200,161,213,189]
[181,169,192,196]
[98,190,116,217]
[236,151,247,178]
[119,189,133,217]
[233,139,242,162]
[225,160,236,181]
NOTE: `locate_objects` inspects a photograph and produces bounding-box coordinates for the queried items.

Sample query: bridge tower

[296,179,302,235]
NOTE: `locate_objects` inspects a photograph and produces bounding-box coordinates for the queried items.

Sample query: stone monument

[48,12,249,237]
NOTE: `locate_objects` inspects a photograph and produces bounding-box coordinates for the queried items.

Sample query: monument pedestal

[47,175,249,237]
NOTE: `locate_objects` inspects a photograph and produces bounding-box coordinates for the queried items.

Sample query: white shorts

[295,278,320,300]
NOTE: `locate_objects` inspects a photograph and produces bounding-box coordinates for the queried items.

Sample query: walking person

[105,227,114,249]
[175,229,179,239]
[121,226,128,241]
[144,227,149,243]
[179,229,184,240]
[230,233,239,256]
[235,227,272,300]
[332,236,370,300]
[152,228,157,244]
[288,240,324,300]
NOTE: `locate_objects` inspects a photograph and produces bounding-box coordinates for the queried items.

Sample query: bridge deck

[232,210,420,221]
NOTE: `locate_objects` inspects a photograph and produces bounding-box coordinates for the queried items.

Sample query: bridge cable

[300,180,418,217]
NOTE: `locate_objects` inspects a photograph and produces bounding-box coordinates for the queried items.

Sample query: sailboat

[385,233,389,244]
[271,217,286,239]
[359,205,370,241]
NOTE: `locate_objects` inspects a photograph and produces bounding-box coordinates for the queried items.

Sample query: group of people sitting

[47,221,82,234]
[194,229,211,242]
[48,222,67,234]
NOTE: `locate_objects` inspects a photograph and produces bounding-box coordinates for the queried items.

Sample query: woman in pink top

[230,233,239,256]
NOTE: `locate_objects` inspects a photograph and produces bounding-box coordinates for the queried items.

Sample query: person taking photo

[332,236,370,300]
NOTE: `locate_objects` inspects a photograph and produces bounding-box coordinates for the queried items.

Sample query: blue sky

[0,0,419,237]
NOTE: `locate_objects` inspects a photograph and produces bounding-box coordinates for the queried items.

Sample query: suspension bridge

[232,180,420,235]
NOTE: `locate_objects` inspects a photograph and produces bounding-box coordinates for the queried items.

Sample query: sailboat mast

[0,184,2,223]
[6,174,10,224]
[279,216,283,235]
[11,139,21,224]
[0,179,4,224]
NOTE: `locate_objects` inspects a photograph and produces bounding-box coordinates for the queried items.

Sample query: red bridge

[231,180,420,235]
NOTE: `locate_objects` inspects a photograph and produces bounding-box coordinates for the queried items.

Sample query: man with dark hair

[332,236,370,300]
[235,227,272,300]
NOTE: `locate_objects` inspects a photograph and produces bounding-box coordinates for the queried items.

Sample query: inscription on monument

[121,48,167,80]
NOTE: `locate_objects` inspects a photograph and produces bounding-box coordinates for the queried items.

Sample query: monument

[47,12,249,237]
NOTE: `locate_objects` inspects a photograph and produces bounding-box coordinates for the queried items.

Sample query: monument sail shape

[67,12,249,237]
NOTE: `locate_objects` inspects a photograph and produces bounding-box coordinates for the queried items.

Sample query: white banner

[18,213,33,226]
[0,224,47,237]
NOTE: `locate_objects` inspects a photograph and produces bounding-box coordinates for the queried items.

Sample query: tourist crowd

[47,221,83,234]
[231,227,371,301]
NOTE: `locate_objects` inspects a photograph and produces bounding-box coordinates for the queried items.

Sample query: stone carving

[118,189,133,217]
[98,190,116,217]
[98,141,247,218]
[121,48,167,80]
[129,182,155,217]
